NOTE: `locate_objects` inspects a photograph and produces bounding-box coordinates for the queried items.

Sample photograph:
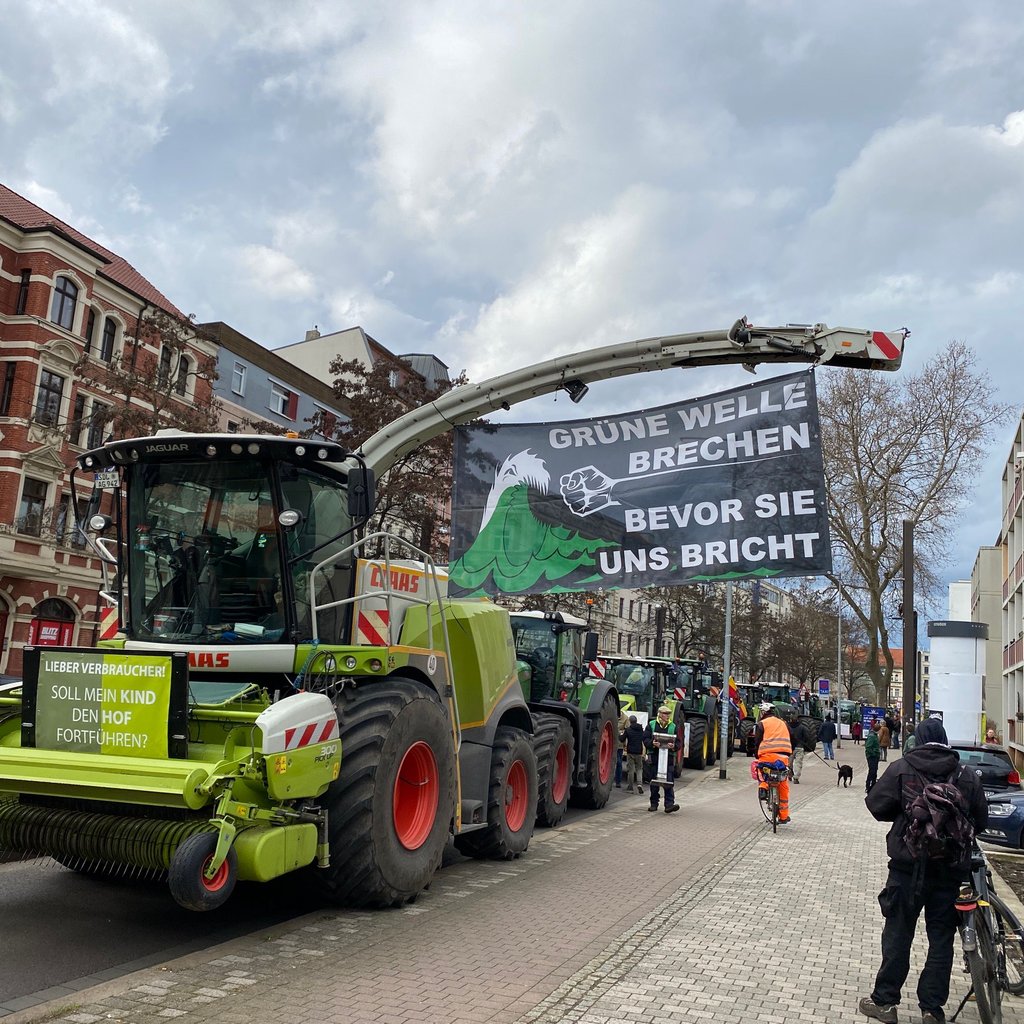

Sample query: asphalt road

[0,782,667,1013]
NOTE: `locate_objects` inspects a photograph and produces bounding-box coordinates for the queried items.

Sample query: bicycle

[951,841,1024,1023]
[756,759,788,833]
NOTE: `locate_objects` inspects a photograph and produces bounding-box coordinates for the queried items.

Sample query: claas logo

[188,651,231,669]
[369,565,421,593]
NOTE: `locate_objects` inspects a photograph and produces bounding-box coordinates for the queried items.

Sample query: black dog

[837,764,854,788]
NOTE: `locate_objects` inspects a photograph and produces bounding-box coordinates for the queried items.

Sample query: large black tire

[685,718,708,770]
[707,719,719,766]
[801,717,822,747]
[968,912,1003,1024]
[454,726,538,860]
[738,718,756,757]
[315,679,456,908]
[570,693,617,809]
[168,832,238,912]
[533,715,574,828]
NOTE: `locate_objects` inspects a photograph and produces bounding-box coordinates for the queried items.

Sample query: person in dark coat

[859,717,988,1024]
[818,715,838,760]
[789,718,810,784]
[644,706,681,813]
[620,715,646,793]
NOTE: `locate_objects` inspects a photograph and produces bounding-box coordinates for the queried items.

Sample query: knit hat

[914,717,948,746]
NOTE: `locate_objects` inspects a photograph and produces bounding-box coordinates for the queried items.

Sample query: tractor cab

[600,656,667,718]
[510,611,597,703]
[76,434,376,680]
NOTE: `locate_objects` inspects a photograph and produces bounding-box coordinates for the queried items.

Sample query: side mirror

[583,631,599,662]
[348,466,376,520]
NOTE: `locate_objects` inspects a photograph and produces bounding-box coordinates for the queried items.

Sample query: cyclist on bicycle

[753,701,792,824]
[859,716,989,1024]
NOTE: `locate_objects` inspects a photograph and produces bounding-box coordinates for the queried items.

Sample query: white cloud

[237,245,316,300]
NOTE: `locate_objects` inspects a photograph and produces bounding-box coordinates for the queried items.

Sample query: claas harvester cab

[509,611,618,827]
[0,433,544,910]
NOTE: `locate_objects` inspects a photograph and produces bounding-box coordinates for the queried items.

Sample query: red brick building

[0,183,213,678]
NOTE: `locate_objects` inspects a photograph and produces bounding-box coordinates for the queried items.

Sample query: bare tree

[819,342,1013,704]
[75,309,221,439]
[313,353,468,561]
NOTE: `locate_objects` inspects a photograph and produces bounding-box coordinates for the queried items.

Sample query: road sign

[817,678,830,696]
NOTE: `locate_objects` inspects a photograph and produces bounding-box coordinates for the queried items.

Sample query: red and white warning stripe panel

[870,331,904,361]
[99,605,120,641]
[588,658,606,679]
[284,718,338,750]
[355,608,390,646]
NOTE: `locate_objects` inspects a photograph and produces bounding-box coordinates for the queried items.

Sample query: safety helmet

[759,701,775,714]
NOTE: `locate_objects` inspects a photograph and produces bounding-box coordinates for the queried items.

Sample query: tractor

[509,610,618,826]
[734,682,824,755]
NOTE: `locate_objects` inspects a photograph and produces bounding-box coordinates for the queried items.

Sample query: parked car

[979,792,1024,850]
[951,744,1022,795]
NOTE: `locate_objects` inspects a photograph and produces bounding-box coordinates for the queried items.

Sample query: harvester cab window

[130,460,286,643]
[511,619,558,702]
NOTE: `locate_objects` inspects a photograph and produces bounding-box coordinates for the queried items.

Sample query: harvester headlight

[129,449,139,461]
[89,514,111,532]
[344,656,358,670]
[317,448,328,459]
[278,509,301,528]
[368,658,383,672]
[247,443,260,455]
[84,456,94,467]
[295,445,306,456]
[205,445,218,457]
[230,443,243,455]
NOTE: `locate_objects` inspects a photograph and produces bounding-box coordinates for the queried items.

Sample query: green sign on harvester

[34,650,174,758]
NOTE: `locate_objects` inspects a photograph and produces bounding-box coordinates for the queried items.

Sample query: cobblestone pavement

[5,749,1023,1024]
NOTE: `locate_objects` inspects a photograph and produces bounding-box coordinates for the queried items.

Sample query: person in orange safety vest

[754,702,793,824]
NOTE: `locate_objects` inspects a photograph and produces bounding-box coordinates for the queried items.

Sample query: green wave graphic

[450,484,612,596]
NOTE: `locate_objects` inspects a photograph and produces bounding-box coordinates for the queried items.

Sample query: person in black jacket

[859,717,989,1024]
[789,718,809,784]
[818,715,838,759]
[620,715,646,792]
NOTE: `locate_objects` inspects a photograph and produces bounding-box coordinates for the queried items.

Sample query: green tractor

[509,611,619,826]
[734,683,824,755]
[659,657,736,771]
[0,433,556,911]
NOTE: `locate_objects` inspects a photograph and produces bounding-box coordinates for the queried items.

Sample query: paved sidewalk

[6,748,1023,1024]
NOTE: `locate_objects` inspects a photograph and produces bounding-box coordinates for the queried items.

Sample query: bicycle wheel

[991,893,1024,995]
[968,911,1003,1024]
[757,784,771,822]
[770,787,780,834]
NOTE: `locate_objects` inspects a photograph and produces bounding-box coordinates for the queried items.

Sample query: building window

[55,494,86,548]
[175,356,190,396]
[0,362,16,417]
[226,420,240,433]
[17,478,48,536]
[158,345,172,384]
[99,318,117,362]
[315,405,338,439]
[71,393,86,444]
[269,381,298,420]
[15,270,31,315]
[84,309,96,354]
[34,369,65,426]
[231,361,246,396]
[387,369,400,389]
[618,597,624,617]
[86,401,109,449]
[49,276,78,331]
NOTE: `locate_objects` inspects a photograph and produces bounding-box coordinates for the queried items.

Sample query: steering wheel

[533,646,554,665]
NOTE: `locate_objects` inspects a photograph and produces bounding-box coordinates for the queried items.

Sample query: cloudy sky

[2,0,1022,605]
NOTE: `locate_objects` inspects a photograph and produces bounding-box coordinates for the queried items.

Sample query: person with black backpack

[859,717,988,1024]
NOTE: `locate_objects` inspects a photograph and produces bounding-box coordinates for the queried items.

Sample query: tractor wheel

[315,678,456,908]
[707,719,719,766]
[533,715,574,828]
[454,726,538,860]
[800,717,822,747]
[737,718,756,757]
[685,719,708,771]
[168,832,237,912]
[569,693,617,809]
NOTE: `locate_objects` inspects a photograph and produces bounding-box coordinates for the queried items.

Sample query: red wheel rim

[597,720,614,784]
[552,741,571,804]
[393,740,440,851]
[200,854,231,893]
[504,759,529,832]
